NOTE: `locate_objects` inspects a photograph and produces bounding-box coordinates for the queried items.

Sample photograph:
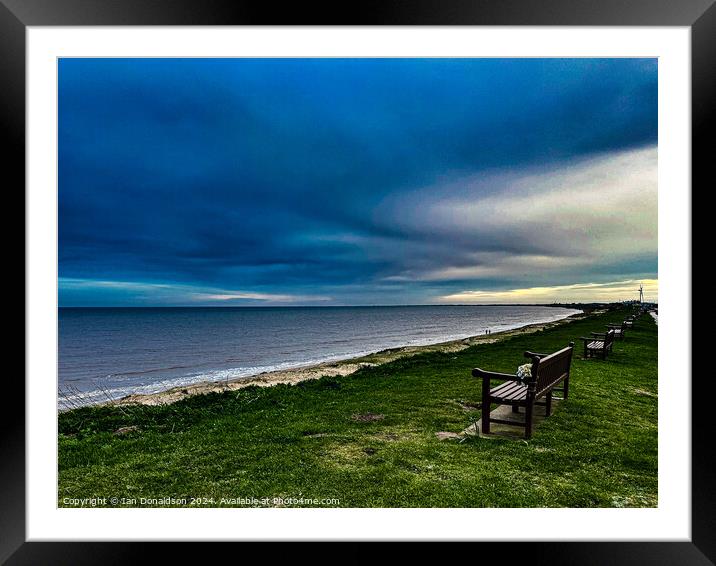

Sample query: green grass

[58,307,657,508]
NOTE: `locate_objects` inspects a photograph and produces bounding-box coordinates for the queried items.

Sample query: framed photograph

[6,0,706,562]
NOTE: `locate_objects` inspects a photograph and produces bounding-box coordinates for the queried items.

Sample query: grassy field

[58,307,657,508]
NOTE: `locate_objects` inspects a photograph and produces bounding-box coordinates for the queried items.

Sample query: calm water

[58,305,581,408]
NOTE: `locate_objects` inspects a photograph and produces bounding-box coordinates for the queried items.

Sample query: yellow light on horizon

[437,279,658,304]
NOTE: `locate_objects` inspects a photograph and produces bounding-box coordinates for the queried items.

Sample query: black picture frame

[4,1,706,563]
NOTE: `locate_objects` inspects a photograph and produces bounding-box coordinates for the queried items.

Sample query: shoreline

[104,310,587,409]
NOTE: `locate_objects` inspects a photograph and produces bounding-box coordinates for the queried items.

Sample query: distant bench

[579,328,615,359]
[472,342,575,439]
[606,321,627,340]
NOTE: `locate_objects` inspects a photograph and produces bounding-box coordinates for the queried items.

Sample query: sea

[58,305,582,409]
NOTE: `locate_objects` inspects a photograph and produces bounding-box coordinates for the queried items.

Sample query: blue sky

[59,58,658,306]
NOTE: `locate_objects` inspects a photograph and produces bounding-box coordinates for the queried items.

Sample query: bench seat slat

[490,381,527,402]
[490,381,520,396]
[587,341,604,349]
[501,386,527,402]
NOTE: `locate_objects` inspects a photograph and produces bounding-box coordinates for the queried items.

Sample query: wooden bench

[472,342,575,439]
[606,321,627,339]
[579,329,615,359]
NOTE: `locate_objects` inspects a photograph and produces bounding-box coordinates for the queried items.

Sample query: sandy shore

[107,311,586,408]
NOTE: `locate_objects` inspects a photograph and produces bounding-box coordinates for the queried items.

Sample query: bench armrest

[472,368,520,381]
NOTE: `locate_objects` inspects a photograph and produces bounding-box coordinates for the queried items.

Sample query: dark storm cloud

[58,58,657,305]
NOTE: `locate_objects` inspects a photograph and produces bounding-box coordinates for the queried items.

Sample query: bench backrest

[525,343,574,398]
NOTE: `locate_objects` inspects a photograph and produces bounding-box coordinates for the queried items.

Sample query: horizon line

[57,301,654,309]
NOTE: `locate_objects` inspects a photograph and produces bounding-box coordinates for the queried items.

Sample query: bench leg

[546,392,552,417]
[563,377,569,400]
[525,403,533,439]
[512,404,519,413]
[482,398,491,434]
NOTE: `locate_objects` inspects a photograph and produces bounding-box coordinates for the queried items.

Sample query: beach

[112,311,586,407]
[59,305,583,410]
